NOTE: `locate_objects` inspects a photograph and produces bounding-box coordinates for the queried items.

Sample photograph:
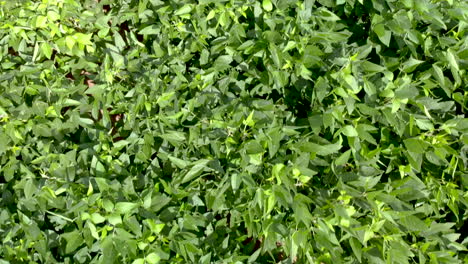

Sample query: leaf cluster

[1,0,468,263]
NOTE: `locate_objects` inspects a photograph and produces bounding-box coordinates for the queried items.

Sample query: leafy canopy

[1,0,468,263]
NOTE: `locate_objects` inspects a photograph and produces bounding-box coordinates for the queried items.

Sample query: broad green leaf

[139,25,159,35]
[316,8,341,21]
[273,185,293,208]
[243,111,255,127]
[361,61,385,72]
[161,131,186,147]
[74,33,93,45]
[174,5,192,16]
[90,213,106,224]
[244,140,263,154]
[447,49,459,72]
[401,57,424,73]
[146,253,161,264]
[292,196,313,225]
[404,138,428,154]
[65,36,76,50]
[341,125,358,137]
[206,10,216,20]
[115,202,139,214]
[343,74,359,92]
[41,42,52,59]
[24,179,36,200]
[36,15,48,28]
[214,55,233,70]
[350,237,362,262]
[47,10,60,21]
[88,221,99,239]
[267,127,282,158]
[335,149,351,166]
[432,64,445,87]
[374,24,391,46]
[62,230,84,254]
[168,156,190,169]
[299,137,342,156]
[400,214,427,232]
[248,249,261,263]
[218,11,230,27]
[181,159,210,184]
[199,253,212,264]
[231,173,242,192]
[405,151,423,172]
[200,49,209,65]
[108,214,122,226]
[262,0,273,11]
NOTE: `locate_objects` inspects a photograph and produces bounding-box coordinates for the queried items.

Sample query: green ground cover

[1,0,468,263]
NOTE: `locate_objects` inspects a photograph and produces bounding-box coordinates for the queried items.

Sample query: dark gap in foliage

[367,48,381,64]
[456,219,468,243]
[170,37,182,47]
[454,101,466,116]
[102,4,111,13]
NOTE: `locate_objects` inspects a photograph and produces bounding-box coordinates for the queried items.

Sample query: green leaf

[139,25,159,35]
[267,127,282,158]
[292,195,313,225]
[108,214,122,226]
[244,140,263,154]
[374,24,391,46]
[343,74,359,92]
[248,249,261,263]
[24,179,36,200]
[146,253,161,264]
[65,36,76,50]
[299,137,342,156]
[341,125,358,137]
[161,131,186,147]
[62,230,84,254]
[447,49,459,72]
[262,0,273,11]
[132,259,145,264]
[400,214,427,232]
[74,33,93,46]
[349,237,362,261]
[401,57,424,73]
[47,10,60,21]
[88,221,99,239]
[174,5,192,16]
[243,111,255,127]
[406,151,423,172]
[181,159,210,184]
[200,49,209,65]
[41,42,53,59]
[335,149,351,166]
[432,64,446,88]
[361,61,386,72]
[168,156,190,169]
[115,202,139,214]
[214,55,233,70]
[404,138,428,154]
[316,8,341,21]
[36,15,48,28]
[231,173,242,192]
[90,213,106,224]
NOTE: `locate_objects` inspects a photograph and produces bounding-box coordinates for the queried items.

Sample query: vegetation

[1,0,467,263]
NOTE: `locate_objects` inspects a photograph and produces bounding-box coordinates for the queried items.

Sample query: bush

[1,0,467,263]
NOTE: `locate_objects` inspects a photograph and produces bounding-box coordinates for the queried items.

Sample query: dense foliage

[1,0,468,263]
